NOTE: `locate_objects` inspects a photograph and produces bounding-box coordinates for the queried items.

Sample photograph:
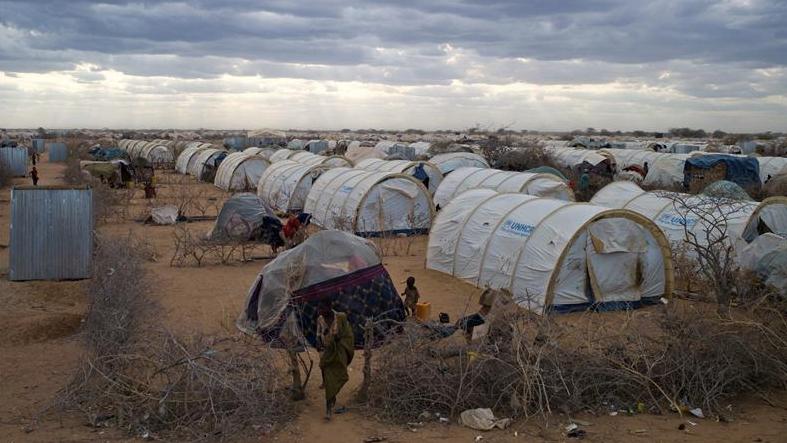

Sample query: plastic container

[415,302,431,322]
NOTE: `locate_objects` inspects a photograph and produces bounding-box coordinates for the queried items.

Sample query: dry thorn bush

[170,225,264,267]
[365,299,787,423]
[58,233,293,440]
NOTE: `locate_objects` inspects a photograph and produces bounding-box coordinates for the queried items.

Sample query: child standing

[402,276,420,317]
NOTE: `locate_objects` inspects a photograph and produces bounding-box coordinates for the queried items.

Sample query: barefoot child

[401,276,420,317]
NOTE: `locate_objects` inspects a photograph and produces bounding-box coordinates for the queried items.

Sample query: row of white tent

[118,139,176,167]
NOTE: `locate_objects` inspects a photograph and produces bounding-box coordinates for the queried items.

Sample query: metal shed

[9,185,94,281]
[32,139,46,153]
[48,142,68,162]
[0,147,28,177]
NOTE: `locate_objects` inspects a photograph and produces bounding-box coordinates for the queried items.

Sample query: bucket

[415,302,431,322]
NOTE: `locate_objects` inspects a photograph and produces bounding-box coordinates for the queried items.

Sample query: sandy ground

[1,158,786,442]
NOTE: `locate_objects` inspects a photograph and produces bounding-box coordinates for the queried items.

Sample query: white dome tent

[427,189,673,314]
[290,151,353,168]
[354,158,443,194]
[214,152,271,192]
[434,167,574,209]
[429,152,490,175]
[257,160,328,212]
[188,148,226,180]
[304,168,434,236]
[270,149,298,163]
[543,146,611,171]
[601,149,690,188]
[590,181,787,257]
[176,144,210,174]
[243,146,277,159]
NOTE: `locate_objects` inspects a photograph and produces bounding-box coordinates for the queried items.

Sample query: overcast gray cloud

[0,0,785,130]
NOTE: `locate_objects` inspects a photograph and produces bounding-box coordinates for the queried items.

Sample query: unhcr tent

[188,148,226,180]
[270,149,298,163]
[434,167,574,209]
[290,151,353,168]
[527,166,568,181]
[209,193,276,241]
[429,152,490,175]
[354,158,443,194]
[287,139,306,150]
[176,144,211,174]
[244,146,277,159]
[590,181,787,257]
[257,160,328,212]
[427,189,673,314]
[214,152,271,192]
[236,230,406,348]
[304,168,434,236]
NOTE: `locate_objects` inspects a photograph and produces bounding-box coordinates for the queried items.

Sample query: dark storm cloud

[0,0,786,98]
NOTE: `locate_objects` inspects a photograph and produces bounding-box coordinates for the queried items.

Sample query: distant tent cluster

[118,139,176,168]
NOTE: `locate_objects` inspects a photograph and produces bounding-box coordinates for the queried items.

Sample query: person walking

[317,304,354,420]
[30,166,39,186]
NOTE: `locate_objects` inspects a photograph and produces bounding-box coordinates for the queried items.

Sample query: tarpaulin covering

[684,154,760,190]
[210,193,276,241]
[236,230,405,348]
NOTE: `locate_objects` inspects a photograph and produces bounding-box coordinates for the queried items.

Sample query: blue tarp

[89,147,127,161]
[684,154,760,190]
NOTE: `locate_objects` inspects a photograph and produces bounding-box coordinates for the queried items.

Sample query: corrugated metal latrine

[32,139,46,153]
[48,142,68,162]
[9,186,94,281]
[0,147,28,177]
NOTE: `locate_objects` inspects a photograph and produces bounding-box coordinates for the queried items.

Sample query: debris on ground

[459,408,511,431]
[689,408,704,418]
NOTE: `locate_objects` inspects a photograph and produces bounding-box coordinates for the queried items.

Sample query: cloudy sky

[1,0,785,131]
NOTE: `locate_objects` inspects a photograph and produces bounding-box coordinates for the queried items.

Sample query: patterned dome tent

[236,230,406,349]
[428,152,490,175]
[434,167,574,209]
[214,152,271,192]
[427,189,673,314]
[354,158,443,194]
[304,168,434,236]
[257,160,329,212]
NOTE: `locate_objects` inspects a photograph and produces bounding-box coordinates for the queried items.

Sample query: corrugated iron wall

[32,139,46,153]
[48,143,68,162]
[9,186,94,281]
[0,147,28,177]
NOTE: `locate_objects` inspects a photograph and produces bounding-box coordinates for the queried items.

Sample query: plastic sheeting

[684,154,761,190]
[304,168,434,236]
[214,152,271,192]
[428,152,490,175]
[427,189,671,314]
[434,167,573,209]
[236,230,382,333]
[257,160,327,212]
[209,193,276,241]
[355,158,443,194]
[602,148,689,188]
[151,205,179,225]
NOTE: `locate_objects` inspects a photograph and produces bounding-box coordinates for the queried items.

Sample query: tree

[657,192,749,314]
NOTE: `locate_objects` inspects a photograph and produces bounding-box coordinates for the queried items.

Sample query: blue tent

[684,154,760,191]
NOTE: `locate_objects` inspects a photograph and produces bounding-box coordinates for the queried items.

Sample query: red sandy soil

[1,159,785,442]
